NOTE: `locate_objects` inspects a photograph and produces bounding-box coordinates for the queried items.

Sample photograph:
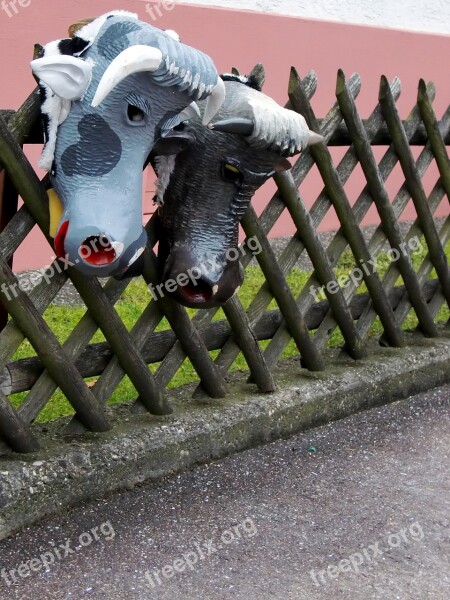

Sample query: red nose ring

[79,235,116,266]
[54,220,69,259]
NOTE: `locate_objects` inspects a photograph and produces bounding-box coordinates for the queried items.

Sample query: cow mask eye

[223,162,244,186]
[125,93,151,127]
[127,104,146,123]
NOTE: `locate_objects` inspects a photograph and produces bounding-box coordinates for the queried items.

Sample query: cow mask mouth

[79,235,119,266]
[55,223,121,267]
[174,278,214,306]
[157,240,244,309]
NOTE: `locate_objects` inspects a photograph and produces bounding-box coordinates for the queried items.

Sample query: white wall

[174,0,450,35]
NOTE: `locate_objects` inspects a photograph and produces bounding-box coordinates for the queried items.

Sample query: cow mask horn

[209,98,323,156]
[91,45,225,125]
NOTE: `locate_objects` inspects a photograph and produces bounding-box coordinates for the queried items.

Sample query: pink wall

[1,1,449,271]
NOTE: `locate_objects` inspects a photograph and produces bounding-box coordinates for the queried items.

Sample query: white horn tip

[165,29,180,42]
[202,77,226,126]
[307,131,324,146]
[183,101,201,119]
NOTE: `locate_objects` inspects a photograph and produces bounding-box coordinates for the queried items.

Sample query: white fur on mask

[154,155,176,207]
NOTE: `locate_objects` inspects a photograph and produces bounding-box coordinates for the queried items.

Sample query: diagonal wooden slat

[417,79,450,313]
[336,69,439,337]
[1,279,441,398]
[266,81,438,364]
[274,169,367,359]
[387,215,450,332]
[0,388,39,453]
[0,113,171,418]
[288,68,404,347]
[241,206,324,371]
[222,296,276,392]
[0,254,110,432]
[0,89,41,163]
[141,248,229,398]
[0,265,67,368]
[0,170,20,298]
[379,75,450,308]
[70,268,171,416]
[417,79,450,201]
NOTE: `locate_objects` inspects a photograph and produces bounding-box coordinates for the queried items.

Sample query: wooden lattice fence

[0,67,449,454]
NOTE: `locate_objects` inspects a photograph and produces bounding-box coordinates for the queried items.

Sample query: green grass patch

[8,236,450,422]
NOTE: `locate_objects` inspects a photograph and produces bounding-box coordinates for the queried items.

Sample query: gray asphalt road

[0,385,449,600]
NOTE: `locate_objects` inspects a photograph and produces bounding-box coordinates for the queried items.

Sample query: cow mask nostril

[179,278,214,305]
[79,235,118,266]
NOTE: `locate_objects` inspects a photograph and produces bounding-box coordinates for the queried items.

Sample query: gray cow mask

[152,65,322,308]
[31,10,224,276]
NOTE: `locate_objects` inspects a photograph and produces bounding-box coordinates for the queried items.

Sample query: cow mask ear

[152,130,196,156]
[31,55,92,100]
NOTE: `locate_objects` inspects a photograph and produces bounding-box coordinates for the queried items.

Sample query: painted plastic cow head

[31,10,224,276]
[152,65,322,308]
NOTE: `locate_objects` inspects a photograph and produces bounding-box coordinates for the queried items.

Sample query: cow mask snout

[161,246,244,308]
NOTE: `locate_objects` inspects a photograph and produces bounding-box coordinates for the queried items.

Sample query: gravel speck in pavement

[0,384,449,599]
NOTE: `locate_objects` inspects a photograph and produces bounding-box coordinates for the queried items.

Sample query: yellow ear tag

[48,189,63,238]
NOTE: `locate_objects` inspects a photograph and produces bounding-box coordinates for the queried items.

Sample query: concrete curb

[1,337,449,540]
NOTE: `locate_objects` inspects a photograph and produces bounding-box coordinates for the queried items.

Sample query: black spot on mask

[58,37,90,56]
[61,115,122,177]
